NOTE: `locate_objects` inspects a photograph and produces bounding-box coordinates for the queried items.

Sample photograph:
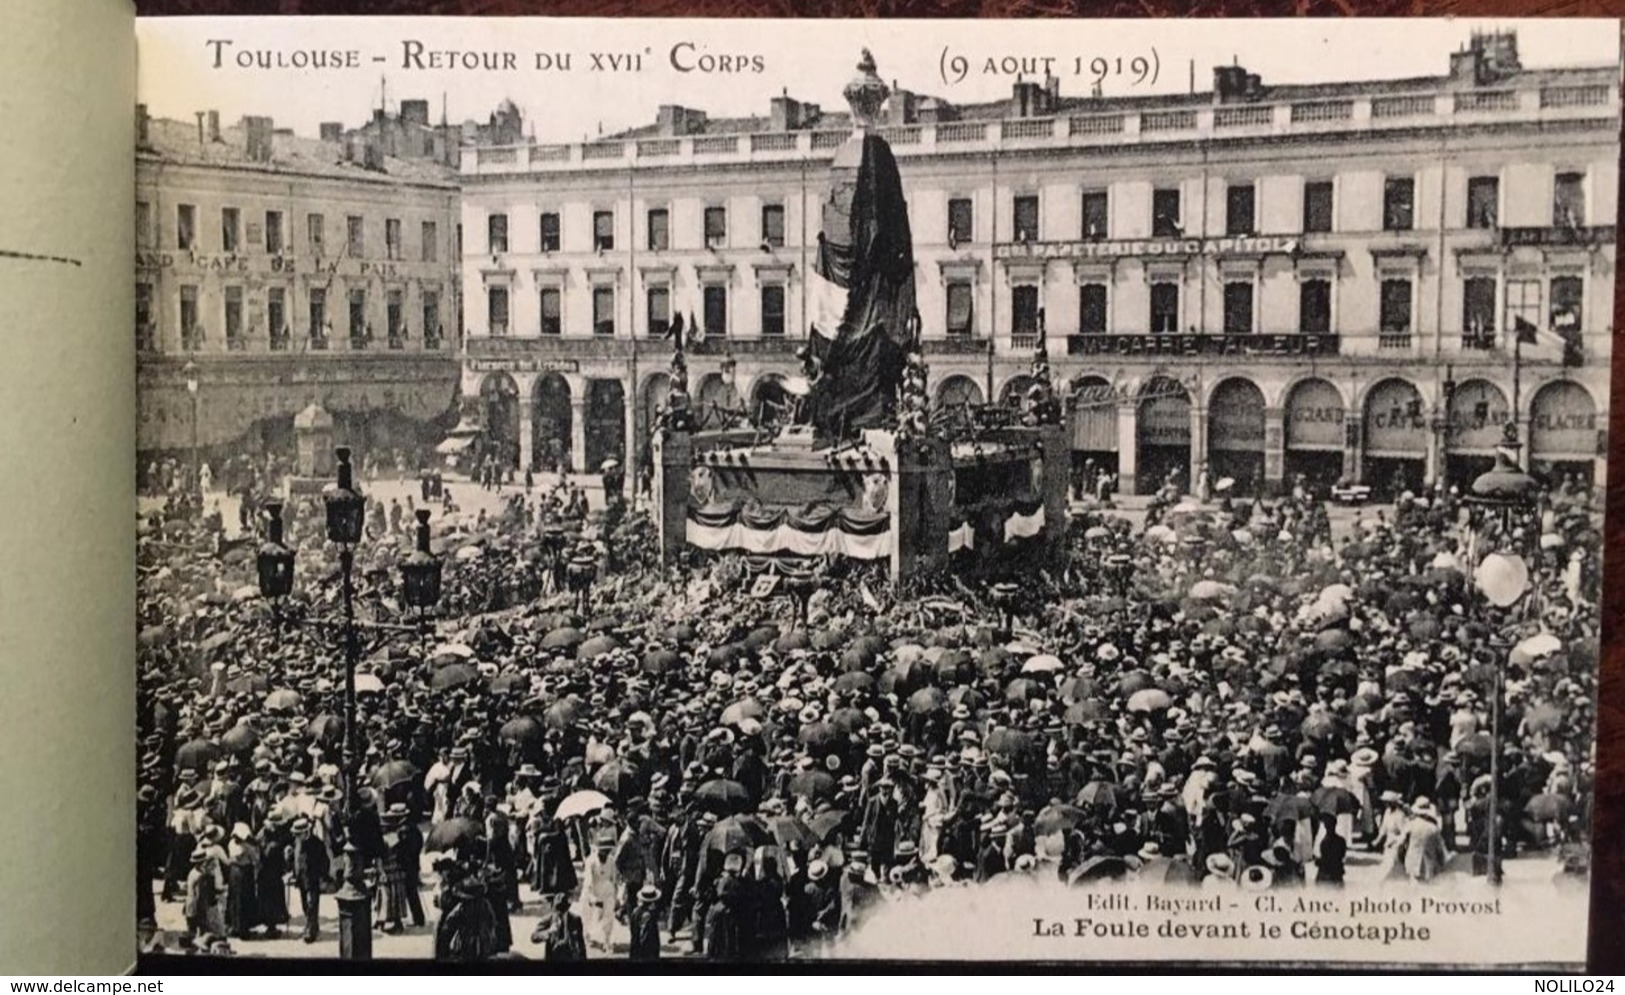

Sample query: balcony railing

[465,77,1617,176]
[269,331,291,352]
[1010,332,1039,351]
[924,336,989,355]
[1460,332,1498,351]
[308,333,329,351]
[1377,332,1414,350]
[688,335,798,356]
[1066,332,1340,357]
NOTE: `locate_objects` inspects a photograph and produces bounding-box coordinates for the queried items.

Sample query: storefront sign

[469,358,580,374]
[1363,381,1427,454]
[1285,380,1345,450]
[1445,381,1511,454]
[998,235,1298,262]
[135,252,411,279]
[1530,381,1600,458]
[1208,387,1266,451]
[1500,225,1616,248]
[1139,394,1191,446]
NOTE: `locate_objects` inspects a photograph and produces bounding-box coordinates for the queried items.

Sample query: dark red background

[134,0,1625,972]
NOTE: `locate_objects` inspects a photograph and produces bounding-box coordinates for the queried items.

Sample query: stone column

[1116,401,1138,496]
[1039,424,1069,559]
[570,393,588,475]
[517,398,535,472]
[1345,408,1361,483]
[1263,405,1285,496]
[1189,404,1208,497]
[651,429,691,564]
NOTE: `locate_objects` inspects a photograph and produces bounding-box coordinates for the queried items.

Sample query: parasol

[908,686,947,715]
[307,713,344,745]
[592,758,643,799]
[430,663,481,690]
[833,671,876,695]
[1004,678,1046,705]
[704,815,773,855]
[576,634,620,661]
[984,727,1032,757]
[541,627,586,651]
[1510,632,1563,668]
[1033,803,1086,836]
[807,808,847,842]
[543,699,584,731]
[1077,780,1125,810]
[554,789,611,821]
[499,715,546,748]
[1188,580,1234,603]
[264,689,302,711]
[1022,654,1064,675]
[354,673,386,694]
[220,723,258,754]
[642,648,680,675]
[764,814,817,850]
[828,707,870,734]
[789,769,835,801]
[425,816,485,852]
[1126,688,1173,713]
[720,698,766,727]
[371,759,419,793]
[694,778,752,815]
[1063,700,1105,725]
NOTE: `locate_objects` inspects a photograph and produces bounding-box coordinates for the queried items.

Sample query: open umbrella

[1069,854,1130,883]
[764,814,817,850]
[704,815,773,855]
[220,724,258,754]
[984,728,1032,757]
[828,707,870,734]
[489,673,526,694]
[592,758,643,799]
[1022,654,1064,675]
[935,650,976,684]
[1115,671,1154,696]
[1188,580,1233,602]
[1314,628,1353,653]
[908,686,947,715]
[789,769,835,801]
[1456,732,1494,759]
[947,686,986,711]
[430,642,475,664]
[225,673,268,695]
[1005,678,1045,705]
[1511,633,1563,668]
[554,789,611,821]
[425,816,485,852]
[1126,688,1173,713]
[430,663,481,690]
[695,778,751,815]
[354,673,386,694]
[641,648,680,675]
[1063,700,1105,725]
[541,627,586,651]
[1311,785,1361,816]
[1033,803,1086,836]
[307,713,344,746]
[371,759,419,794]
[807,808,847,842]
[1265,793,1317,823]
[1525,793,1572,823]
[1300,711,1342,741]
[500,715,546,748]
[833,671,876,695]
[720,698,766,727]
[577,634,620,661]
[543,699,584,731]
[264,689,302,711]
[1077,780,1125,810]
[1526,702,1566,734]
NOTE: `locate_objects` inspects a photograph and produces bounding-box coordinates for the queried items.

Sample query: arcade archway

[532,373,572,473]
[1362,378,1426,499]
[479,373,520,470]
[1137,376,1191,495]
[1206,377,1266,496]
[1069,375,1117,496]
[935,375,983,410]
[1283,378,1346,494]
[1444,379,1510,488]
[1530,380,1599,486]
[585,379,626,474]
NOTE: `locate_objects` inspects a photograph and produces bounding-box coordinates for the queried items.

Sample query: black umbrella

[704,815,773,855]
[425,816,485,852]
[694,778,752,815]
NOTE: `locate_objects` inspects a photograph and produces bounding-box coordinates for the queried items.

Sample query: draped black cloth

[801,133,917,443]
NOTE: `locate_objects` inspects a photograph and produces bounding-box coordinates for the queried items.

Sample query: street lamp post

[183,360,200,499]
[991,582,1019,640]
[321,446,371,959]
[1467,431,1541,887]
[256,501,296,609]
[400,508,444,632]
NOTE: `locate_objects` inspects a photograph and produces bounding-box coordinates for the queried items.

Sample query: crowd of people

[135,446,1600,960]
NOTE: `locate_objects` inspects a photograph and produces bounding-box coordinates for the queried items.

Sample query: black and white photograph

[130,17,1617,966]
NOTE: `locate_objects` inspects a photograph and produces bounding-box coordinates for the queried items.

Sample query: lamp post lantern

[321,446,371,959]
[400,508,444,626]
[1467,430,1541,887]
[255,501,295,599]
[183,360,200,498]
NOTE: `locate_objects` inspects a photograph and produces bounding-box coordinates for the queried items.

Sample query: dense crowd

[135,456,1600,960]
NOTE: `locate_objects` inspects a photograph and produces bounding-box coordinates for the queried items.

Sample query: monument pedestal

[284,402,335,497]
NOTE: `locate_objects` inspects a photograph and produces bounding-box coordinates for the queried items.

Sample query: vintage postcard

[132,17,1615,966]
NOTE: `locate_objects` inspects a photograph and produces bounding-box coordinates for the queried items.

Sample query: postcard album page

[132,16,1616,968]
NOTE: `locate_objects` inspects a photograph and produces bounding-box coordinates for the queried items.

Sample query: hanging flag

[1511,314,1565,361]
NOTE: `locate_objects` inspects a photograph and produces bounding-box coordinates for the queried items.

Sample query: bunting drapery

[686,502,893,560]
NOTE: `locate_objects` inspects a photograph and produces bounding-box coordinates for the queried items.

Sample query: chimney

[655,105,707,137]
[319,122,343,143]
[400,99,430,126]
[135,104,150,147]
[195,111,206,145]
[1212,64,1257,103]
[244,115,274,163]
[770,93,800,132]
[362,141,385,172]
[207,109,221,142]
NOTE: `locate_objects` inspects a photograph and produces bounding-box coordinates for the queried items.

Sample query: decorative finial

[843,48,891,131]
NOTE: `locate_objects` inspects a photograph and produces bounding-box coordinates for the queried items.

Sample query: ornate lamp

[399,509,443,611]
[255,501,296,598]
[322,446,366,545]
